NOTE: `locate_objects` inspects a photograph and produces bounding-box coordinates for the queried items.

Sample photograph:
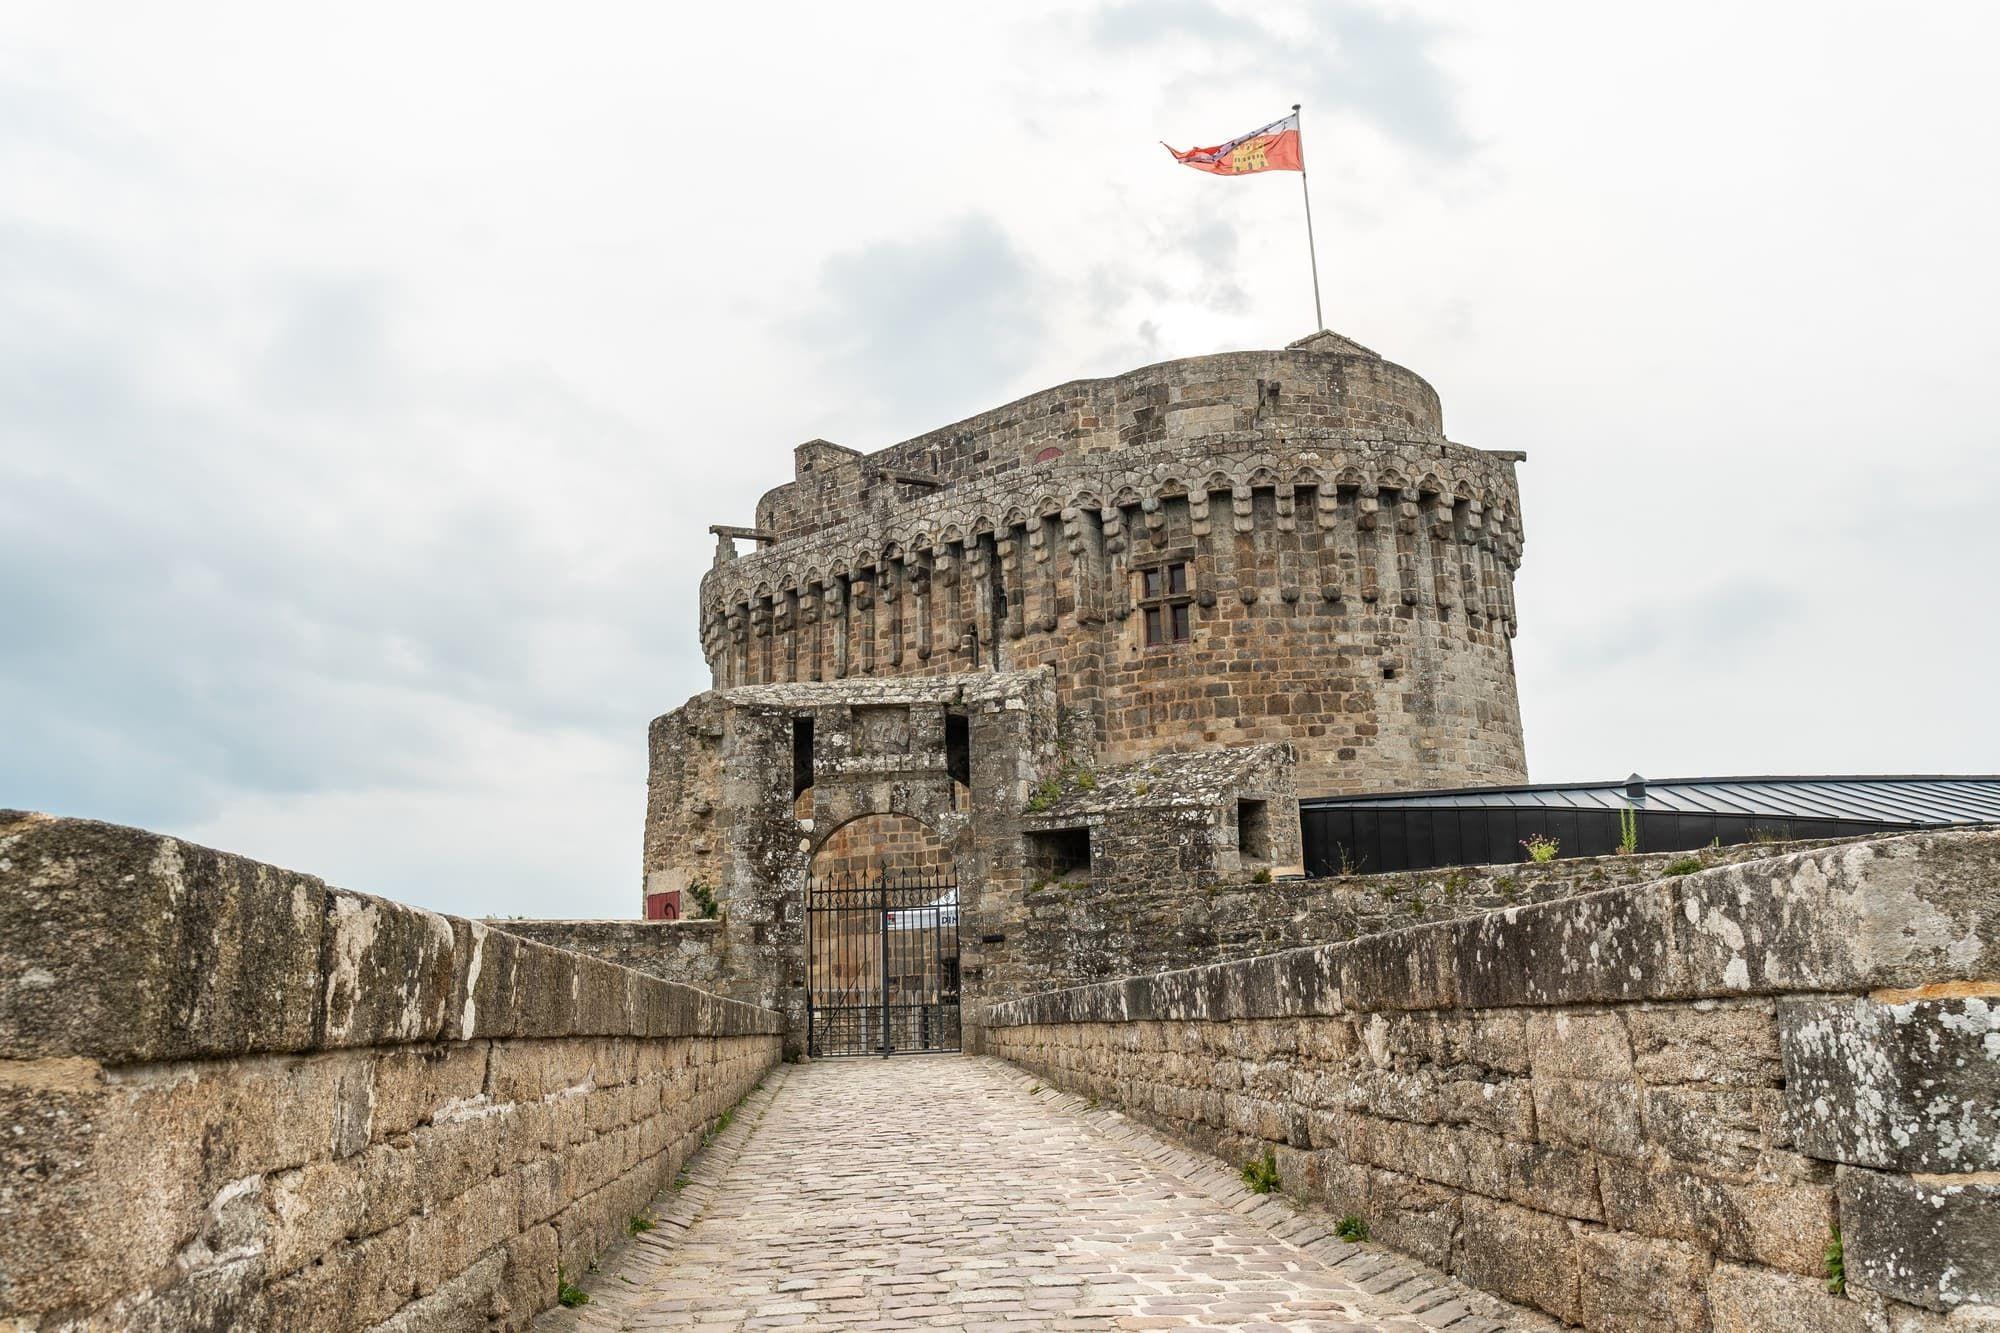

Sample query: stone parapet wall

[0,812,784,1331]
[1016,836,1869,995]
[490,918,730,992]
[979,830,2000,1330]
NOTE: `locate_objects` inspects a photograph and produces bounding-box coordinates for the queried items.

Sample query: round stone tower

[699,330,1527,796]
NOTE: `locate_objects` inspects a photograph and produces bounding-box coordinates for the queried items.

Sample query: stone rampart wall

[491,918,730,992]
[980,831,2000,1330]
[0,813,784,1331]
[1015,837,1865,995]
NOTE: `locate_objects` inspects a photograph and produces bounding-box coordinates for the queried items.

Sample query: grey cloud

[1096,0,1473,159]
[807,216,1044,435]
[0,224,704,846]
[1560,575,1802,673]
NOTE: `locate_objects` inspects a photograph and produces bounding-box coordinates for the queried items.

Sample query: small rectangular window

[1138,560,1193,646]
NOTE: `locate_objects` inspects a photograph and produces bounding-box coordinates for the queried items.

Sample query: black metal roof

[1303,775,2000,827]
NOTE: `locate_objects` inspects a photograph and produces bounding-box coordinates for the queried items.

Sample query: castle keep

[696,329,1529,800]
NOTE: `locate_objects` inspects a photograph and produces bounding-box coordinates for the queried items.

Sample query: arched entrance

[805,813,961,1057]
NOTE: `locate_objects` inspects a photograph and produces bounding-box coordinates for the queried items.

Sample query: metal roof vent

[1625,773,1647,800]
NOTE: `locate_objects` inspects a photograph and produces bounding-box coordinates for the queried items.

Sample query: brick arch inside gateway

[808,811,954,881]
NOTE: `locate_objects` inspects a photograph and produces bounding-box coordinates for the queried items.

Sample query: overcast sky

[4,2,1995,919]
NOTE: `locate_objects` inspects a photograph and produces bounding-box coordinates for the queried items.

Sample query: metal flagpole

[1293,103,1325,331]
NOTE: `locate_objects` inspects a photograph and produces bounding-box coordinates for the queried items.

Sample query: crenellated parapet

[697,332,1530,797]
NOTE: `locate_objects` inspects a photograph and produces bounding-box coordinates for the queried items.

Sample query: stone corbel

[1231,483,1255,534]
[1274,482,1296,532]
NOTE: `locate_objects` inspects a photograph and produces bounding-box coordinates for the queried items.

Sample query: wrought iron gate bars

[804,867,961,1057]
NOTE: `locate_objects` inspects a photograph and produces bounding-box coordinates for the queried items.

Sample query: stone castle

[2,331,1994,1332]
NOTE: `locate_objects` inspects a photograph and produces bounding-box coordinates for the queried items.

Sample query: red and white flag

[1162,112,1304,176]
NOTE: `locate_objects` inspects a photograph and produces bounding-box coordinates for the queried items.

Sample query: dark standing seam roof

[1302,776,2000,826]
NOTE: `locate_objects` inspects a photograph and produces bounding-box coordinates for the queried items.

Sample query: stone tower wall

[700,338,1528,797]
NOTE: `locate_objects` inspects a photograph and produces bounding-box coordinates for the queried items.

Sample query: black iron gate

[805,868,960,1057]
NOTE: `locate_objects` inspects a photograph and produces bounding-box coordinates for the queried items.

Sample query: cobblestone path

[545,1057,1532,1332]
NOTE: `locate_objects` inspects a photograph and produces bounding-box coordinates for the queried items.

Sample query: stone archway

[803,811,962,1057]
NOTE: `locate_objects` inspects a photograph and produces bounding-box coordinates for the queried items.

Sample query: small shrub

[1251,868,1273,884]
[717,1108,735,1133]
[1408,895,1427,917]
[1241,1149,1281,1194]
[1617,807,1640,856]
[688,880,719,919]
[1664,855,1705,876]
[1074,769,1097,792]
[1133,779,1150,796]
[1825,1225,1845,1295]
[1026,776,1063,812]
[1749,825,1788,844]
[1337,845,1363,876]
[1335,1214,1369,1243]
[557,1268,590,1308]
[627,1214,656,1236]
[1441,870,1469,902]
[1520,835,1559,864]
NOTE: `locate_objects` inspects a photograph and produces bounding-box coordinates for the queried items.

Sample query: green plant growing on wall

[1664,855,1704,876]
[1026,775,1063,813]
[1520,834,1559,864]
[1337,845,1363,876]
[627,1214,656,1236]
[688,880,720,919]
[1251,868,1273,884]
[1335,1215,1369,1243]
[1074,768,1097,792]
[557,1268,590,1308]
[1618,807,1640,855]
[1241,1149,1280,1194]
[1825,1225,1845,1295]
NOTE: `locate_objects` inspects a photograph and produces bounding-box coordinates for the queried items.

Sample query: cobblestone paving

[544,1057,1536,1331]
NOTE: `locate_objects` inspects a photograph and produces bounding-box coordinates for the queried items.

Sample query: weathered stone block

[1454,882,1679,1009]
[1707,1260,1867,1333]
[1598,1157,1834,1275]
[1627,1000,1781,1086]
[1526,1010,1633,1080]
[1365,1168,1460,1270]
[1533,1076,1646,1159]
[1506,1141,1602,1221]
[1456,1194,1581,1325]
[1640,1084,1785,1179]
[372,1043,490,1140]
[1578,1230,1711,1333]
[1669,833,2000,996]
[0,814,326,1063]
[320,889,458,1048]
[1782,994,2000,1173]
[1838,1166,2000,1311]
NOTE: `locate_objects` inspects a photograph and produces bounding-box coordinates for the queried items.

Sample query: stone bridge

[2,812,1995,1330]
